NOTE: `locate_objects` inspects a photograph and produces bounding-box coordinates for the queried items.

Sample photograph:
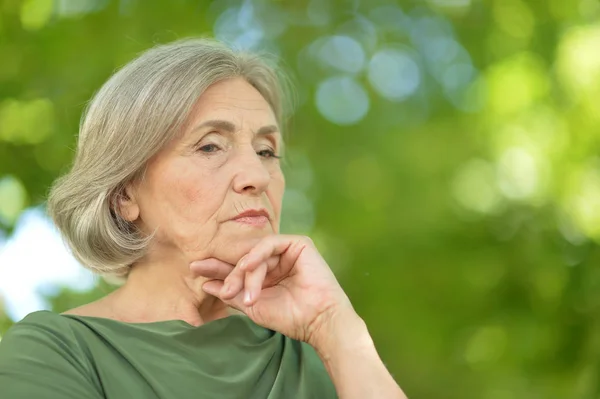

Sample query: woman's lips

[231,209,271,227]
[233,215,269,226]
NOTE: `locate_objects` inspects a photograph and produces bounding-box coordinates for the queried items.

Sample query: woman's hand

[189,234,358,348]
[191,235,407,399]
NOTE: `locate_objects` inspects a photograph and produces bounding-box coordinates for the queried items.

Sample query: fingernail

[239,256,248,270]
[244,291,252,305]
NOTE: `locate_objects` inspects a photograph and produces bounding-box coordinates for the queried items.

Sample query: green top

[0,311,337,399]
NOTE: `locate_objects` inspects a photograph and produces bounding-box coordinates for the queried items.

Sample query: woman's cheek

[176,169,215,205]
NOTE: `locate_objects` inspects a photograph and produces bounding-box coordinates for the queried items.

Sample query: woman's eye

[257,149,281,159]
[198,144,220,153]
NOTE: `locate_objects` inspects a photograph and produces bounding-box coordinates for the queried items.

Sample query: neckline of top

[54,311,253,330]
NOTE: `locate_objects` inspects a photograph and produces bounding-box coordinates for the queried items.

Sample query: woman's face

[123,77,285,266]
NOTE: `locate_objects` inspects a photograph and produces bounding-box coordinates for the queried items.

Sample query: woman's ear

[118,184,140,222]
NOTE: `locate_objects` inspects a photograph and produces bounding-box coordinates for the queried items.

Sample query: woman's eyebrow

[192,119,236,133]
[192,119,279,136]
[254,125,279,136]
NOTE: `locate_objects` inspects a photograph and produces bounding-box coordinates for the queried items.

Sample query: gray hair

[47,38,293,278]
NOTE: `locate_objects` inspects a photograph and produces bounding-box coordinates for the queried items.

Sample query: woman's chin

[184,226,275,266]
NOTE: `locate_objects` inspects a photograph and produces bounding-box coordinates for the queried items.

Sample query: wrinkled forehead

[182,78,281,137]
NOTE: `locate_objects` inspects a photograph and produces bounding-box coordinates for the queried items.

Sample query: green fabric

[0,311,337,398]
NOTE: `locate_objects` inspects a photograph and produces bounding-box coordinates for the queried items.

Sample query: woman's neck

[67,256,230,326]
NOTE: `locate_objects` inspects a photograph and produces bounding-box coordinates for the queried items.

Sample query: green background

[2,0,600,397]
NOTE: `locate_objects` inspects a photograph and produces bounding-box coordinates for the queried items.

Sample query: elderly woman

[0,39,406,399]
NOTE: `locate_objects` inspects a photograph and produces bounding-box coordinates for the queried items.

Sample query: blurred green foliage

[2,0,600,398]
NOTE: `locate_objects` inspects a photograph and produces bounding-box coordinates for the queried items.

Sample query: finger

[202,280,249,315]
[222,255,277,299]
[240,255,279,272]
[201,279,224,297]
[220,261,246,300]
[189,258,234,280]
[243,262,268,306]
[261,255,282,286]
[243,235,311,271]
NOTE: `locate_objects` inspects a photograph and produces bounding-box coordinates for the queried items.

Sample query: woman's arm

[312,309,407,399]
[192,234,408,399]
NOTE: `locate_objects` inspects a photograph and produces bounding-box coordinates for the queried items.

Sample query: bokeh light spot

[556,25,600,100]
[564,161,600,241]
[214,5,265,50]
[0,98,55,144]
[497,147,539,200]
[493,0,535,40]
[315,76,369,125]
[368,48,421,101]
[20,0,54,31]
[56,0,105,18]
[422,36,462,66]
[452,159,503,214]
[316,35,366,74]
[485,52,549,115]
[427,0,472,9]
[0,176,28,225]
[464,325,507,367]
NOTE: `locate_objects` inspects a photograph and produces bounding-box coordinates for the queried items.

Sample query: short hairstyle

[47,38,293,279]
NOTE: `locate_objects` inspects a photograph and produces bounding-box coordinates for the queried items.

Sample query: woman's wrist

[309,306,373,360]
[310,308,408,399]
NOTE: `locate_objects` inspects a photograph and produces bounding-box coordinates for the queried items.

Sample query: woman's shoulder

[6,310,74,335]
[0,310,92,374]
[0,311,104,398]
[0,309,101,367]
[0,310,85,354]
[17,309,69,322]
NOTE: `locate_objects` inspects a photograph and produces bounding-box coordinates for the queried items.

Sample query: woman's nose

[231,148,271,195]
